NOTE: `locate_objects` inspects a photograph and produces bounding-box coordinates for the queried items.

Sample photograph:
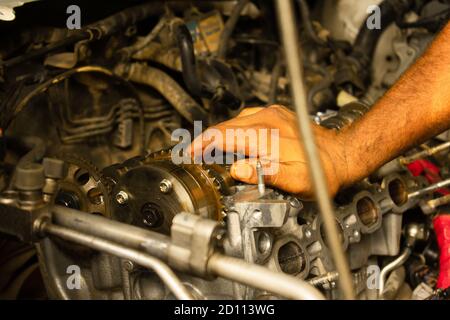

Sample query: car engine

[1,0,450,300]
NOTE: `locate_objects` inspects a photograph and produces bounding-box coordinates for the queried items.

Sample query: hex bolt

[115,190,129,205]
[159,179,173,194]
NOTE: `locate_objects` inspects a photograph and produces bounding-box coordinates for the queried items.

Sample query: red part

[433,214,450,289]
[407,160,450,195]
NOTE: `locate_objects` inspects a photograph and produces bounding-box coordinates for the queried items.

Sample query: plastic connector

[434,214,450,289]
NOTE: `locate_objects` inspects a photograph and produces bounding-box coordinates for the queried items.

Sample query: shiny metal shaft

[52,205,170,260]
[207,253,325,300]
[408,178,450,198]
[275,0,354,299]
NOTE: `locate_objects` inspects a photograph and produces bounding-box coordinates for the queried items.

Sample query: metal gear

[102,148,234,235]
[52,154,111,218]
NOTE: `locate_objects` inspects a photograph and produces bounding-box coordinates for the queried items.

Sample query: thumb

[230,159,312,196]
[230,158,279,185]
[230,159,258,184]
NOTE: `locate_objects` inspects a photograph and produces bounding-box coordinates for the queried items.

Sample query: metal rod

[408,178,450,199]
[52,205,170,261]
[42,222,194,300]
[378,248,411,297]
[256,160,266,195]
[275,0,355,299]
[400,141,450,165]
[426,194,450,210]
[207,253,325,300]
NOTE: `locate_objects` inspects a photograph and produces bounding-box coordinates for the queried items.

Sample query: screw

[159,179,172,194]
[141,203,162,227]
[289,197,301,208]
[115,190,128,205]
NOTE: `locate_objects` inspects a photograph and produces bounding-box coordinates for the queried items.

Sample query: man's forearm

[341,22,450,184]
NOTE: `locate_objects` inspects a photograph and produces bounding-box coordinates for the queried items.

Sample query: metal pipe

[51,206,170,261]
[400,141,450,165]
[408,178,450,199]
[207,253,324,300]
[41,222,194,300]
[275,0,355,299]
[378,248,411,297]
[425,194,450,211]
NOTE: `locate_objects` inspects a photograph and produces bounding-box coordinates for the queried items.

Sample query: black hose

[175,24,203,97]
[217,0,250,59]
[297,0,326,46]
[305,65,333,112]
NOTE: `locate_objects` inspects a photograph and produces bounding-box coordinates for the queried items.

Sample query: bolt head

[159,179,173,194]
[115,191,128,205]
[141,203,162,227]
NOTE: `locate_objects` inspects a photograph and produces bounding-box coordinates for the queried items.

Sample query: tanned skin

[190,22,450,199]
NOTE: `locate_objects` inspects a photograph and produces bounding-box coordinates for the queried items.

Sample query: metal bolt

[159,179,173,194]
[305,230,312,238]
[353,230,360,238]
[141,203,162,227]
[289,197,302,208]
[115,190,129,205]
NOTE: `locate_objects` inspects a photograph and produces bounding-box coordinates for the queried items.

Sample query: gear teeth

[55,153,111,217]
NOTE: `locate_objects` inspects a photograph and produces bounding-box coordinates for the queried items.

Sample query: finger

[236,107,265,118]
[230,159,312,196]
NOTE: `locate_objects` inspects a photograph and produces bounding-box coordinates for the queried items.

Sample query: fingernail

[233,163,253,180]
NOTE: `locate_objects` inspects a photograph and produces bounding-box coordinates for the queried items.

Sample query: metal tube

[42,222,194,300]
[275,0,354,299]
[408,178,450,199]
[426,194,450,210]
[207,253,325,300]
[378,248,411,297]
[400,141,450,165]
[51,206,170,260]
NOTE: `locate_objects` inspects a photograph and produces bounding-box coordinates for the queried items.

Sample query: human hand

[189,105,355,199]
